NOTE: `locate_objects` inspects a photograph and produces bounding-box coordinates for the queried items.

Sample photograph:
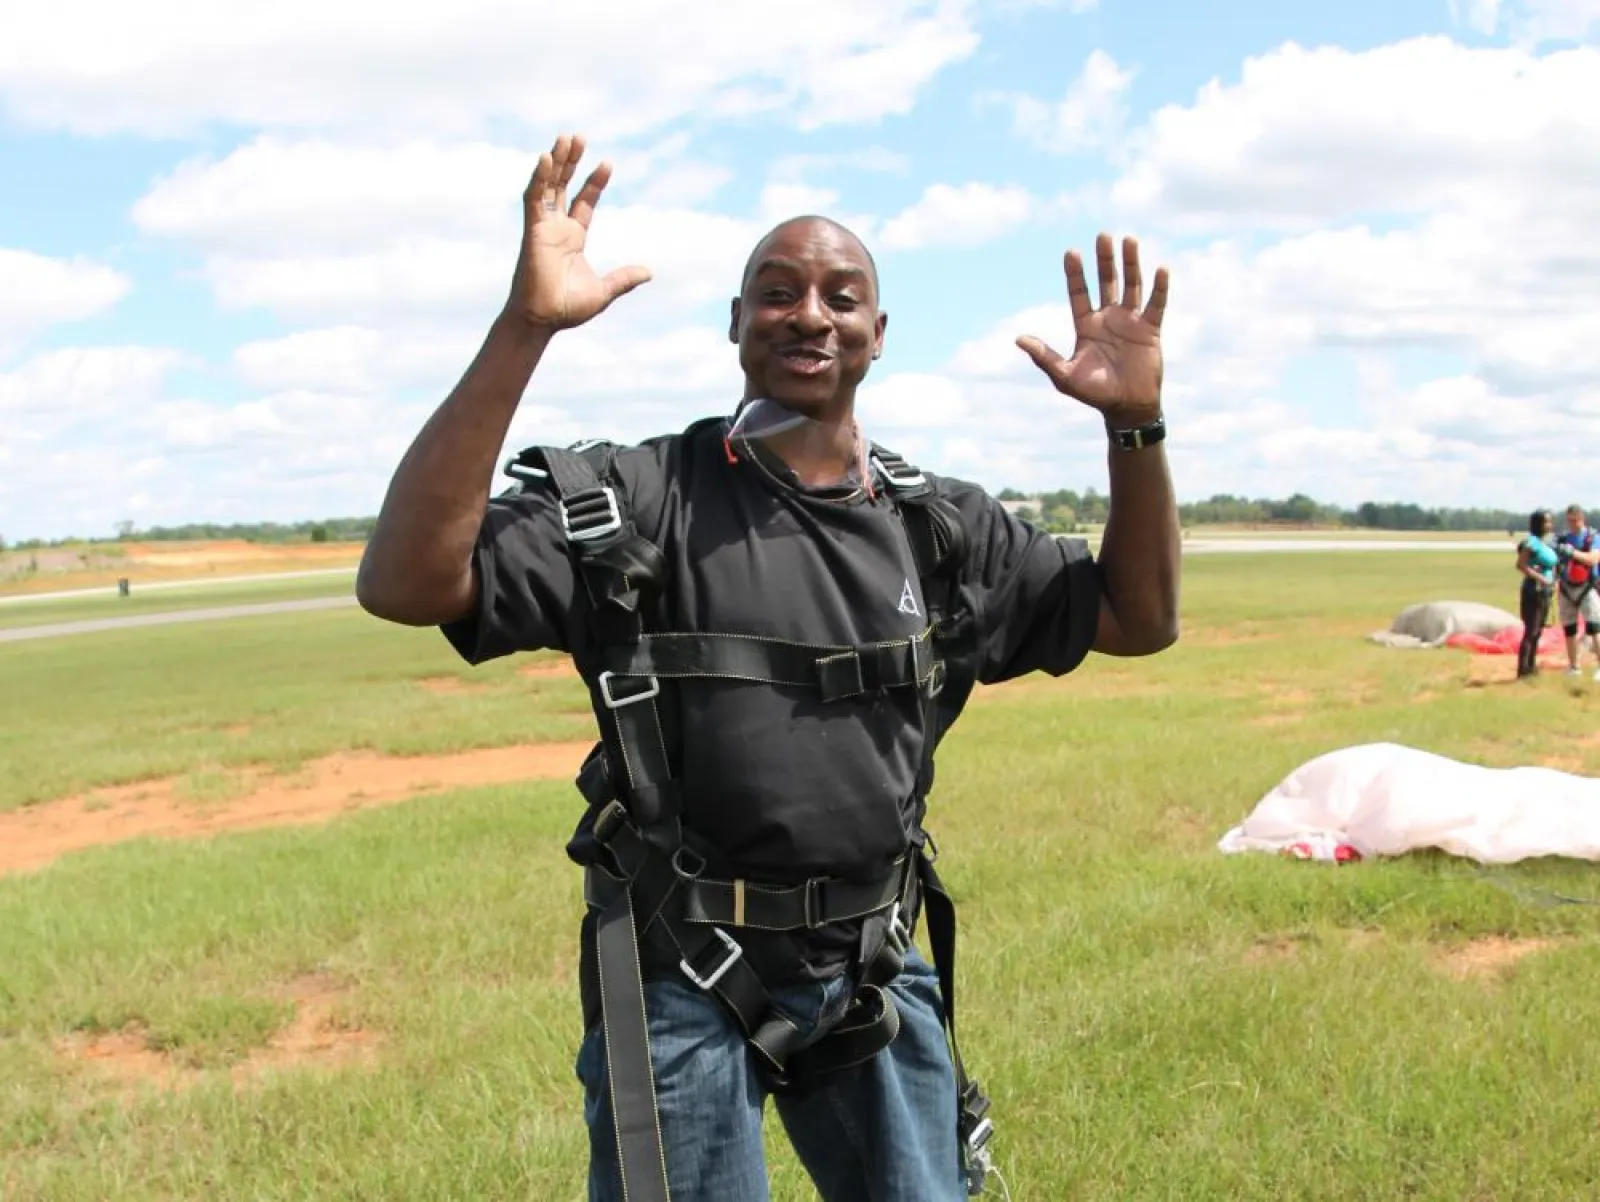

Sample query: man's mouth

[777,347,834,377]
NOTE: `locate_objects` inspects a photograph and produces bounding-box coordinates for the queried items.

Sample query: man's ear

[872,310,888,359]
[729,298,740,343]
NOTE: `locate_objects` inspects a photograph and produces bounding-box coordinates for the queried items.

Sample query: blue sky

[2,0,1597,541]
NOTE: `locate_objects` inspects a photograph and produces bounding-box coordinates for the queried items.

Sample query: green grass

[6,551,1600,1198]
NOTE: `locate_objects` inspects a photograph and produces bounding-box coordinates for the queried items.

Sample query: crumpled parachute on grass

[1219,742,1600,865]
[1368,599,1571,658]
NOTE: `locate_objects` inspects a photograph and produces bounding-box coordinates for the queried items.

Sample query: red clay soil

[54,971,381,1093]
[0,742,593,878]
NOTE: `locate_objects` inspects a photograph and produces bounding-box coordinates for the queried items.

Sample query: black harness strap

[599,628,940,700]
[507,433,993,1199]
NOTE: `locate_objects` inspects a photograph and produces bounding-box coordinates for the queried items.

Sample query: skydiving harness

[1561,526,1598,607]
[502,418,997,1199]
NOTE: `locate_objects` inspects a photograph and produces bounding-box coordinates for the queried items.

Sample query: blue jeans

[575,945,966,1201]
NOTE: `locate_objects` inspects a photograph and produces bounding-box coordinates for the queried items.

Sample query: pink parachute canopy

[1445,624,1571,657]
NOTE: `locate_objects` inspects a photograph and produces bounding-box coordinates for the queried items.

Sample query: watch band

[1106,414,1166,451]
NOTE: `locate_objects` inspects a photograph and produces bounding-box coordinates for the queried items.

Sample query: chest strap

[598,627,942,704]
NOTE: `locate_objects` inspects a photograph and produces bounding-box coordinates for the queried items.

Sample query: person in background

[1515,509,1557,678]
[1554,504,1600,678]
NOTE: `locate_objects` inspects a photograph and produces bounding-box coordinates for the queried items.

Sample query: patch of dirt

[416,676,490,696]
[1184,626,1270,648]
[0,539,363,596]
[1243,934,1307,963]
[1464,657,1523,688]
[972,673,1161,700]
[1248,711,1304,728]
[54,973,377,1096]
[232,973,379,1081]
[518,659,578,680]
[1159,806,1211,843]
[1433,935,1560,981]
[0,742,592,877]
[1258,685,1313,706]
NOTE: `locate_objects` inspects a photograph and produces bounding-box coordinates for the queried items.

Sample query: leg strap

[585,801,910,1096]
[593,886,674,1202]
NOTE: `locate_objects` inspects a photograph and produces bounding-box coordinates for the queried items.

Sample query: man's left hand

[1016,233,1169,428]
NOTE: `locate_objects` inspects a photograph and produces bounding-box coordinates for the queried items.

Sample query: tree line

[0,493,1568,552]
[996,489,1554,535]
[1,517,377,552]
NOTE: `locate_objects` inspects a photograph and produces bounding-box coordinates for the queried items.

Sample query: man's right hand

[505,133,653,331]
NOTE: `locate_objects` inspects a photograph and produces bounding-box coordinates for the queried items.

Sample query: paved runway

[0,595,359,643]
[1,538,1507,644]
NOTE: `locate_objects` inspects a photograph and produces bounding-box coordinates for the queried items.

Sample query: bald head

[739,215,879,301]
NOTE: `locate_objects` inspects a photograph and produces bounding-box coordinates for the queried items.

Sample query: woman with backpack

[1516,509,1558,678]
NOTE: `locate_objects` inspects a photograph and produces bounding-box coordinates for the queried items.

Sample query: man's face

[1569,510,1585,533]
[729,219,887,421]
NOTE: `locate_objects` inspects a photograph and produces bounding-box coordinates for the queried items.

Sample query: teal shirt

[1523,534,1557,584]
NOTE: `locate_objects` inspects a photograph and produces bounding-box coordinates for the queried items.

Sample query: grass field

[6,550,1600,1199]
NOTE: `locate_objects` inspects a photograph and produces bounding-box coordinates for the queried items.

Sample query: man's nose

[788,289,831,334]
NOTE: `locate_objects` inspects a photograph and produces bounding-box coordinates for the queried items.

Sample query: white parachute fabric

[1367,600,1521,649]
[1218,742,1600,864]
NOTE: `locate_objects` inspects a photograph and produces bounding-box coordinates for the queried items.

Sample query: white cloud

[858,371,973,430]
[16,19,1600,540]
[0,345,188,440]
[1455,0,1600,44]
[901,33,1600,507]
[0,249,130,357]
[232,325,483,395]
[132,136,776,325]
[984,49,1134,152]
[1107,37,1600,234]
[0,0,978,140]
[878,182,1038,249]
[758,184,845,225]
[768,148,911,183]
[0,345,193,537]
[1452,0,1505,33]
[131,138,533,254]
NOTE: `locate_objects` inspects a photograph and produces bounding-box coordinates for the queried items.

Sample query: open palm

[1017,234,1169,427]
[507,135,652,331]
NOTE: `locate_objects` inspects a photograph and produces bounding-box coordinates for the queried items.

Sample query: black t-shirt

[441,417,1100,944]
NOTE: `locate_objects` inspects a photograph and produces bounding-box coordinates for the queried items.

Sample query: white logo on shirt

[898,578,921,616]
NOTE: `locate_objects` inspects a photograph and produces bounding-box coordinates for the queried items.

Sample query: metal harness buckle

[561,485,623,541]
[597,671,661,709]
[803,877,829,929]
[870,453,927,490]
[680,927,743,990]
[885,901,911,955]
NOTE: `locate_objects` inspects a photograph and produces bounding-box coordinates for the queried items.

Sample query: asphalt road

[1,538,1509,644]
[0,595,360,643]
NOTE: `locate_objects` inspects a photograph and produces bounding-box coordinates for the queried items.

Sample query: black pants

[1519,578,1551,677]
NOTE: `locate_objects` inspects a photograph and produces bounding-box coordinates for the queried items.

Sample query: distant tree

[310,524,329,543]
